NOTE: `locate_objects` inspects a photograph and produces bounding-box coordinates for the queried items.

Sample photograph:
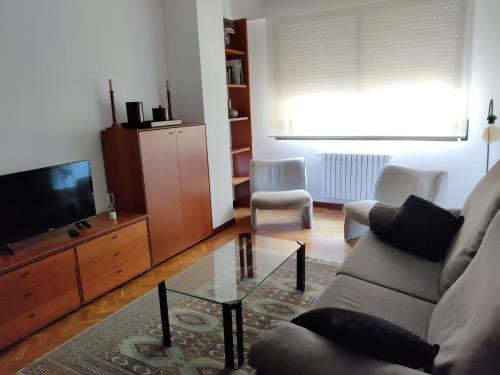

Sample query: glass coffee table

[157,233,305,369]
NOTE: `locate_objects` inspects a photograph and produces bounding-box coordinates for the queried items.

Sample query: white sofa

[249,161,500,375]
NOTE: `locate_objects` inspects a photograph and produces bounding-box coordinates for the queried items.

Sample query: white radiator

[321,154,391,200]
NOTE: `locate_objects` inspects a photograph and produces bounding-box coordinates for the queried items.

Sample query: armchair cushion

[251,189,312,210]
[292,308,439,371]
[372,195,464,262]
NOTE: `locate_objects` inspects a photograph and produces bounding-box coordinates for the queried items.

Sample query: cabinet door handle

[114,252,121,257]
[116,269,122,274]
[24,292,33,298]
[21,272,29,277]
[169,131,174,135]
[111,235,118,239]
[28,313,36,319]
[177,130,183,134]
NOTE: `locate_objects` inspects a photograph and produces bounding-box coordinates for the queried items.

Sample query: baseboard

[212,217,236,234]
[313,201,344,209]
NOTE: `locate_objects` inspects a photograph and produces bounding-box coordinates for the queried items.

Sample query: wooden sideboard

[0,212,150,349]
[0,124,215,349]
[101,124,213,265]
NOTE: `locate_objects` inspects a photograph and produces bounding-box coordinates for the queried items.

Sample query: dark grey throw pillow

[292,308,439,372]
[371,195,464,262]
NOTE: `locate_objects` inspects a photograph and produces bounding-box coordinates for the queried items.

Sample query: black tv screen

[0,160,96,246]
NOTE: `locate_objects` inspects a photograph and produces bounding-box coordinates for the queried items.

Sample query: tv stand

[75,220,92,229]
[0,244,14,255]
[0,212,150,350]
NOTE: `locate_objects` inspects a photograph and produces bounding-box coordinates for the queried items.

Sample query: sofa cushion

[312,274,435,338]
[250,189,312,210]
[440,161,500,293]
[343,200,378,226]
[429,210,500,375]
[372,195,464,262]
[337,231,443,303]
[292,307,439,371]
[249,320,428,375]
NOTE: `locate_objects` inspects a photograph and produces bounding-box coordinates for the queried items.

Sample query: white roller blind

[268,0,472,139]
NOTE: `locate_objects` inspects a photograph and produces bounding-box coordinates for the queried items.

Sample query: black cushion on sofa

[370,195,464,262]
[291,308,439,371]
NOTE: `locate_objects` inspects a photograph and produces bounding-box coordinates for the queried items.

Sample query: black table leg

[222,303,235,369]
[222,301,245,369]
[235,301,244,367]
[158,281,172,347]
[297,242,306,292]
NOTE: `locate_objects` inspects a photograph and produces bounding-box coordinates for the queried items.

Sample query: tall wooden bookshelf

[225,18,252,207]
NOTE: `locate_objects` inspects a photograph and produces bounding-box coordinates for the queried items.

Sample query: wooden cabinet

[175,126,213,245]
[76,220,150,301]
[139,129,187,263]
[0,249,80,349]
[101,124,213,265]
[0,212,150,349]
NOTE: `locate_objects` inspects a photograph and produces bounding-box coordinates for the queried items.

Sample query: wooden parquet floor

[0,207,352,374]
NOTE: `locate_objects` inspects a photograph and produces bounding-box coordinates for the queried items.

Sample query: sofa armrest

[249,321,428,375]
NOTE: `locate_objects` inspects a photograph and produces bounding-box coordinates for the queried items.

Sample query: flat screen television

[0,160,96,248]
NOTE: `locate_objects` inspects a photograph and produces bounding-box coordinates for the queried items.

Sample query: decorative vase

[108,193,117,220]
[228,99,239,119]
[224,18,235,47]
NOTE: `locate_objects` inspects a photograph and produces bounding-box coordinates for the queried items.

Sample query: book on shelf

[226,59,244,85]
[151,119,183,127]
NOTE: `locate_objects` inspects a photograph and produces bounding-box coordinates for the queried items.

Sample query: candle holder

[108,79,120,129]
[166,81,173,121]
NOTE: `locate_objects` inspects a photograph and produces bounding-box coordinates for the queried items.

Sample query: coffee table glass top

[163,235,302,304]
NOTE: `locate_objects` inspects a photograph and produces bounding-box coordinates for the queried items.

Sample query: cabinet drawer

[0,252,80,349]
[79,237,150,282]
[0,249,76,300]
[81,250,150,302]
[76,220,148,266]
[0,266,79,321]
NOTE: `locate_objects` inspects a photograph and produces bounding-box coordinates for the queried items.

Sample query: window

[268,0,473,140]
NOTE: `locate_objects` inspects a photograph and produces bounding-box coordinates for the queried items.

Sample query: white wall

[223,0,233,18]
[0,0,169,212]
[468,0,500,171]
[229,0,384,20]
[164,0,205,124]
[164,0,234,227]
[229,0,265,20]
[196,0,235,227]
[245,0,500,208]
[263,0,386,19]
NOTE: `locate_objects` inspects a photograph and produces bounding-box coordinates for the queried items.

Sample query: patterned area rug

[19,257,337,375]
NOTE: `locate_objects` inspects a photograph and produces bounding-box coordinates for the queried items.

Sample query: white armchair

[250,158,313,229]
[343,164,448,241]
